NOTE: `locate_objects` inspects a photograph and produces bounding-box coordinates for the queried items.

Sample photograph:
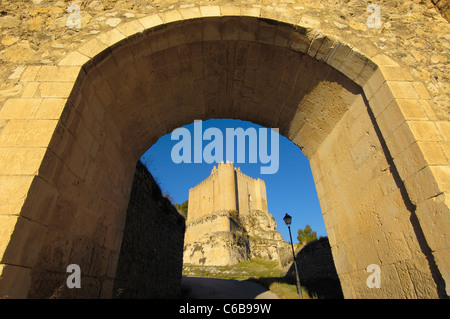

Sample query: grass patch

[183,258,315,299]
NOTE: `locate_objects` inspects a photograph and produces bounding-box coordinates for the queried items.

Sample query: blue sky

[140,119,327,243]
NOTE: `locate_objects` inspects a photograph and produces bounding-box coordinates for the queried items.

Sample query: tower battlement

[187,162,268,223]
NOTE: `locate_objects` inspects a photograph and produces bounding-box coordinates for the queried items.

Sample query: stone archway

[0,5,449,299]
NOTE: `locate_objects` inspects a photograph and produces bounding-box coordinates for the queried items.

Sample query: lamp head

[283,213,292,226]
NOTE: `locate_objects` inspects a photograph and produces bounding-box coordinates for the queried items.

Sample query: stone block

[407,121,442,142]
[440,141,450,162]
[35,66,80,83]
[221,16,240,40]
[387,81,420,100]
[395,99,429,121]
[107,252,120,279]
[78,38,109,58]
[369,81,395,117]
[116,20,145,37]
[314,35,337,62]
[20,66,41,82]
[58,51,90,66]
[149,30,171,52]
[355,60,378,87]
[0,175,34,215]
[38,82,74,98]
[288,29,310,54]
[179,7,201,20]
[200,6,221,17]
[256,23,277,45]
[0,119,57,147]
[273,25,289,47]
[100,279,114,299]
[418,99,439,121]
[380,66,414,82]
[412,82,431,99]
[377,100,407,137]
[430,165,450,194]
[159,10,183,24]
[240,7,261,17]
[63,140,91,180]
[0,147,47,175]
[203,19,221,41]
[339,50,370,82]
[393,142,429,180]
[220,6,241,17]
[362,68,385,101]
[238,17,259,41]
[371,53,400,67]
[404,166,445,203]
[0,264,32,299]
[436,121,450,141]
[415,198,450,252]
[326,42,353,73]
[417,141,448,165]
[20,176,58,226]
[138,14,164,29]
[385,121,417,159]
[0,98,42,119]
[21,82,40,98]
[0,216,19,260]
[34,98,67,120]
[0,216,47,268]
[96,28,126,47]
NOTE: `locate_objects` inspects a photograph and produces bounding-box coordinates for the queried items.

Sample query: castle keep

[183,162,290,266]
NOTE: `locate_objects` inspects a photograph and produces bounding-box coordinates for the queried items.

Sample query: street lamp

[283,213,303,298]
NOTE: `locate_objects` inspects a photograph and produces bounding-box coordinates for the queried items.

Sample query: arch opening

[135,117,337,298]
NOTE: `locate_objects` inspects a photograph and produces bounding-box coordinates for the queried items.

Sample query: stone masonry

[0,1,449,299]
[113,161,185,299]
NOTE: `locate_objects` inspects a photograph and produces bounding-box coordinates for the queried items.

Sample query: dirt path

[181,276,279,299]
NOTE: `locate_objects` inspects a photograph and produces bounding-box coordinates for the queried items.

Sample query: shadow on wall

[113,161,186,298]
[284,237,343,299]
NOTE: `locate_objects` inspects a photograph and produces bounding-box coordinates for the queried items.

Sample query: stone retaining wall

[285,237,343,299]
[113,161,185,298]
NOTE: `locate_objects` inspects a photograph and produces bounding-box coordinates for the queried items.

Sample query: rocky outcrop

[183,211,250,266]
[241,210,292,268]
[183,209,291,267]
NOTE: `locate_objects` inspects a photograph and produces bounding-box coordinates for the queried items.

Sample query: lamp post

[283,213,303,298]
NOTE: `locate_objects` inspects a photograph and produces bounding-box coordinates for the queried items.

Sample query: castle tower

[186,161,237,223]
[216,161,237,213]
[183,162,290,267]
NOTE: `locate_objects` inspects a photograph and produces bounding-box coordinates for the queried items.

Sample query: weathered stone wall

[113,161,185,299]
[285,237,343,299]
